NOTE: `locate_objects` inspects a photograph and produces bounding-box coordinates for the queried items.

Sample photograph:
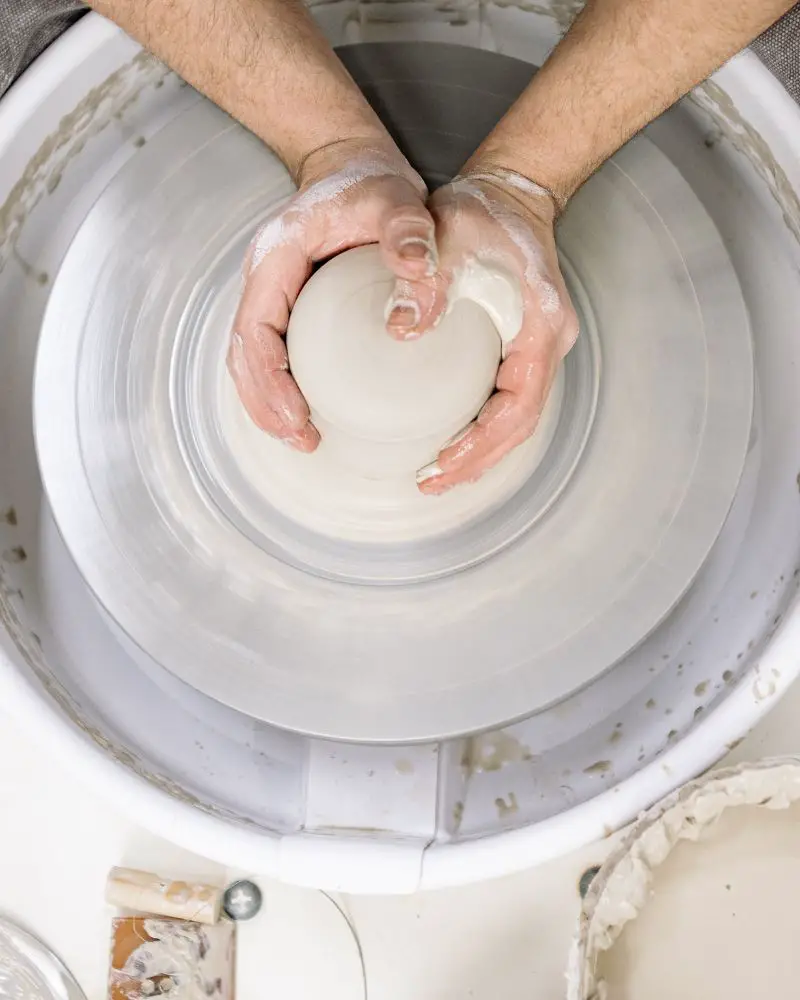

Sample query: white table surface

[2,682,798,1000]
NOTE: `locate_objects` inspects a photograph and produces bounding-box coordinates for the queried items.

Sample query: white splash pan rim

[0,14,119,155]
[0,14,799,892]
[567,755,800,999]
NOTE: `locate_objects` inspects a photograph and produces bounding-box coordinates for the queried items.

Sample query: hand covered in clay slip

[387,169,579,494]
[228,140,434,450]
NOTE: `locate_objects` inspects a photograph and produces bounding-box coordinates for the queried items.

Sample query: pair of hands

[228,139,579,493]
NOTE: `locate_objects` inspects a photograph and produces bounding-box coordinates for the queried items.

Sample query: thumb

[378,179,451,340]
[379,186,438,281]
[385,270,450,342]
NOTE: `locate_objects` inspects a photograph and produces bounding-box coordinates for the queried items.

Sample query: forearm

[468,0,795,206]
[86,0,388,180]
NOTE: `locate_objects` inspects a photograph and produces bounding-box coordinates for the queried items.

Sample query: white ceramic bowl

[1,7,800,892]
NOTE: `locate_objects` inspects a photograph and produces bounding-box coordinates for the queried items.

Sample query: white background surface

[2,683,799,999]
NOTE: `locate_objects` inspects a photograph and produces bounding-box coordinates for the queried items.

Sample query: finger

[285,422,322,452]
[417,348,558,493]
[380,196,438,281]
[385,273,450,341]
[228,353,320,452]
[227,328,319,450]
[228,319,310,432]
[385,194,469,340]
[248,323,309,430]
[235,240,310,339]
[226,331,285,436]
[416,392,532,494]
[229,241,319,441]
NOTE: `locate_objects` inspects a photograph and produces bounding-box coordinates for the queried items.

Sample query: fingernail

[416,461,442,485]
[399,238,436,274]
[281,430,308,450]
[398,236,428,260]
[386,299,421,333]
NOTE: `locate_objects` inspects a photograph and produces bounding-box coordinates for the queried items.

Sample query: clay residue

[495,792,519,818]
[0,558,249,824]
[0,51,170,272]
[568,758,800,1000]
[0,49,255,825]
[461,730,535,776]
[11,248,48,286]
[752,665,778,702]
[484,0,584,33]
[312,0,585,38]
[690,79,800,248]
[111,918,233,1000]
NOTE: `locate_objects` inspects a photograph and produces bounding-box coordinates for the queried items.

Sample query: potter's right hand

[227,140,435,451]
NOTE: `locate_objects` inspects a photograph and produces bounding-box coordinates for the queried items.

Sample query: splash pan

[3,12,800,891]
[33,49,752,745]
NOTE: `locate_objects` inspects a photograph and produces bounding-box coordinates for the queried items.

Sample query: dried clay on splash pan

[570,758,800,1000]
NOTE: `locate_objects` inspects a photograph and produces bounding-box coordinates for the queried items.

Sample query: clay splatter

[0,52,169,272]
[692,80,800,246]
[461,731,535,776]
[495,792,519,818]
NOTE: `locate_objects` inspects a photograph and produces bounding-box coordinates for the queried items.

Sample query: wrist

[286,123,385,185]
[296,136,425,195]
[456,160,563,221]
[462,140,583,216]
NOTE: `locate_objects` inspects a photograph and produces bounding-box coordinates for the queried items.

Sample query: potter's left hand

[385,168,579,494]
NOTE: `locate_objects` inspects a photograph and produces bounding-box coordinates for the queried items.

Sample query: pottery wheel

[33,45,753,743]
